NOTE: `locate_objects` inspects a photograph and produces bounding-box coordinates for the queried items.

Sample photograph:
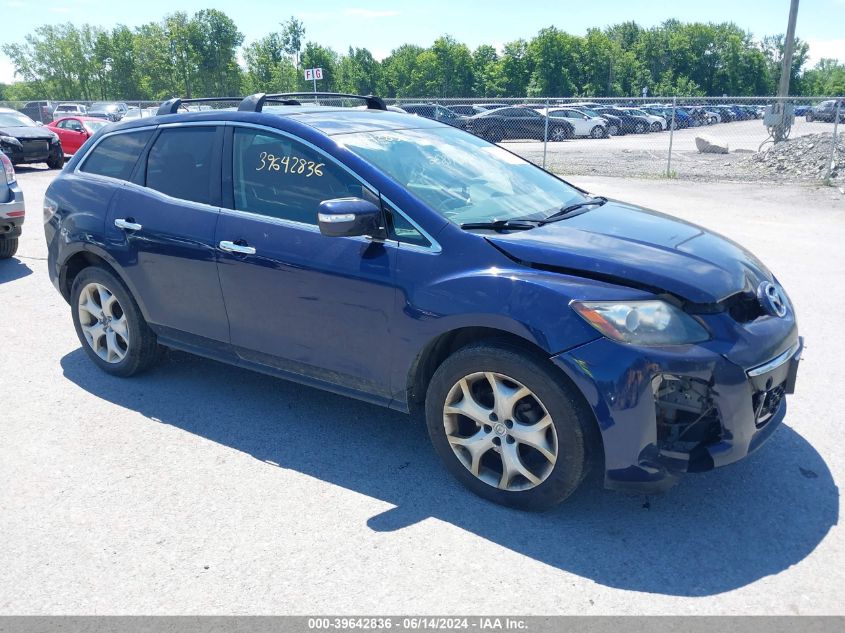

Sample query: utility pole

[773,0,800,142]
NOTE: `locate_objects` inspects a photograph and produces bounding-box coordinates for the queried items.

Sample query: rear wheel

[0,238,18,259]
[425,342,592,510]
[805,112,814,122]
[608,124,619,135]
[70,266,160,377]
[650,122,662,132]
[634,122,647,134]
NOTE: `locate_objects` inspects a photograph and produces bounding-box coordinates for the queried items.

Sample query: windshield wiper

[459,219,539,232]
[539,196,607,225]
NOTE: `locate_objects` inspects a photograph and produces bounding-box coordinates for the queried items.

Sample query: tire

[70,266,159,377]
[0,238,18,259]
[549,125,569,142]
[650,122,661,132]
[608,124,619,136]
[425,342,593,511]
[590,125,606,139]
[806,113,813,122]
[46,147,64,169]
[634,122,647,134]
[484,127,504,144]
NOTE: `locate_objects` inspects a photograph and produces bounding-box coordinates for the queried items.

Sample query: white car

[621,107,667,132]
[541,107,609,138]
[122,107,159,120]
[54,103,88,115]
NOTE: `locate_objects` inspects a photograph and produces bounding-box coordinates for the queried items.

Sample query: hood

[485,200,773,304]
[0,126,56,141]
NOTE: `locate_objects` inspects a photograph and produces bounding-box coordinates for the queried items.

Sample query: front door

[215,126,397,399]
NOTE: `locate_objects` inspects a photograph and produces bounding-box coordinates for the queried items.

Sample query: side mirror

[318,197,383,238]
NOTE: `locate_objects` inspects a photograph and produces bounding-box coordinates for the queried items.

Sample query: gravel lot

[509,118,843,182]
[1,167,843,614]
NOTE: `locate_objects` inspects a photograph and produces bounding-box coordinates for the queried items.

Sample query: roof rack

[238,92,387,113]
[156,97,242,116]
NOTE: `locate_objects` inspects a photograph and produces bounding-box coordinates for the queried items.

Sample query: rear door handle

[114,218,142,231]
[219,240,256,255]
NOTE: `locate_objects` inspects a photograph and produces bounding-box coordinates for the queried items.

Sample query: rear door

[104,124,230,343]
[214,125,398,399]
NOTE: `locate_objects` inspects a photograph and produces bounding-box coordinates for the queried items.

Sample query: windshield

[0,112,36,127]
[90,102,116,111]
[627,109,649,117]
[83,120,109,134]
[338,127,584,224]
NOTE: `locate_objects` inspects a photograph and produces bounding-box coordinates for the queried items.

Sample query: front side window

[80,130,153,181]
[232,128,367,225]
[338,127,584,225]
[145,127,217,205]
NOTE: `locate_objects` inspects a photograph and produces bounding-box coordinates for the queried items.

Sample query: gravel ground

[0,167,843,615]
[507,118,844,183]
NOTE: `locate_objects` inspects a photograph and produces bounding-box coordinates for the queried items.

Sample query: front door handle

[219,240,256,255]
[114,218,142,231]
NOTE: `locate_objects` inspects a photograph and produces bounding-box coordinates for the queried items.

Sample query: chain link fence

[2,96,842,185]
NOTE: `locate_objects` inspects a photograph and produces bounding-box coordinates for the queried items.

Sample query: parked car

[44,93,802,509]
[710,105,736,122]
[620,107,666,132]
[793,104,812,116]
[121,107,160,121]
[87,101,129,122]
[465,106,574,142]
[0,108,64,168]
[0,151,24,259]
[593,107,651,134]
[806,99,845,123]
[544,107,608,138]
[46,116,110,155]
[18,100,57,124]
[447,104,487,117]
[571,106,624,136]
[400,103,467,129]
[54,103,88,116]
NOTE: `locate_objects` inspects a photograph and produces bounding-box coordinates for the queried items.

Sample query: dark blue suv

[44,92,802,510]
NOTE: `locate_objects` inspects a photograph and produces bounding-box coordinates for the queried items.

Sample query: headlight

[0,135,22,147]
[571,300,709,346]
[49,133,60,144]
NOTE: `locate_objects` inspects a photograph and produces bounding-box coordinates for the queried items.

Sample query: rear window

[80,130,153,181]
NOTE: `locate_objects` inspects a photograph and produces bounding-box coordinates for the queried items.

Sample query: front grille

[22,140,49,156]
[752,382,786,427]
[724,291,765,323]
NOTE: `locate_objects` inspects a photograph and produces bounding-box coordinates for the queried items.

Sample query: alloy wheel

[442,371,558,491]
[77,282,130,363]
[550,126,567,142]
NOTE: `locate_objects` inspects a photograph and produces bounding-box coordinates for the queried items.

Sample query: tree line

[1,11,843,102]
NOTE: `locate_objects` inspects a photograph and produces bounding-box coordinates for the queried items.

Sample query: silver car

[0,151,25,259]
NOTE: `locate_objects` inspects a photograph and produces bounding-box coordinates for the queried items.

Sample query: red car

[46,116,110,156]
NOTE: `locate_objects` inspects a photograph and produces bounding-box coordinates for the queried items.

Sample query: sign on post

[304,67,323,92]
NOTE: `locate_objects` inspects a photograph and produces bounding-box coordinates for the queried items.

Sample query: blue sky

[2,0,844,83]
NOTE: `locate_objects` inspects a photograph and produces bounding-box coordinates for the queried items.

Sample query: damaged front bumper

[552,335,803,493]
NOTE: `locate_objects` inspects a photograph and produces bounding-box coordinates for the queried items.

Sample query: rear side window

[145,127,218,205]
[232,128,365,225]
[80,130,153,181]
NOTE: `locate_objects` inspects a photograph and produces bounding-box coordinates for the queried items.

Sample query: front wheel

[0,238,18,259]
[805,113,814,122]
[650,122,662,132]
[608,124,620,136]
[70,266,160,377]
[47,147,64,169]
[590,125,606,139]
[425,342,593,510]
[634,122,647,134]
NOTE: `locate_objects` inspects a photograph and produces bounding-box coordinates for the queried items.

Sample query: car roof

[107,105,445,136]
[52,115,108,122]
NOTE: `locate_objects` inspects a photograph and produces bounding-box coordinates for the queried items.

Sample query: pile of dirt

[744,132,844,183]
